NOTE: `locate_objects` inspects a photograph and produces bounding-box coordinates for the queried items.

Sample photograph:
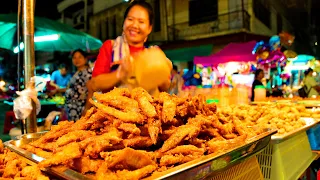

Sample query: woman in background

[251,69,264,102]
[303,68,320,98]
[65,49,92,121]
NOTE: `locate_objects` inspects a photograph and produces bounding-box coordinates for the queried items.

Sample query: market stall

[2,87,277,180]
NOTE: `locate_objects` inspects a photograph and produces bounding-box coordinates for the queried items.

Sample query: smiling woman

[84,0,172,114]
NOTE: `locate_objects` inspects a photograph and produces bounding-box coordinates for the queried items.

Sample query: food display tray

[271,117,320,144]
[296,100,320,107]
[4,137,90,180]
[4,129,276,180]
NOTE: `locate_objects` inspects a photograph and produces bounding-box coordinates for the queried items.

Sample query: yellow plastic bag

[134,47,172,91]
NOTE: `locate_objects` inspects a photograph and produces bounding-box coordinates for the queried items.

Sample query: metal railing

[168,10,251,40]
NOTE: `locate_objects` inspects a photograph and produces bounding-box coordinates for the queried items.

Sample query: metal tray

[271,117,320,144]
[15,131,48,140]
[4,129,276,180]
[145,128,277,180]
[296,100,320,108]
[4,139,91,180]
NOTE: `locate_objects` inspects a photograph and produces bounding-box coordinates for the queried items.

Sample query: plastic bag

[13,77,41,120]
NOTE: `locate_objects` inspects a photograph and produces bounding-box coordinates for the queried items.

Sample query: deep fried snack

[72,157,104,174]
[159,92,177,123]
[21,144,53,159]
[94,92,140,112]
[132,87,157,118]
[38,143,82,168]
[0,140,3,153]
[96,163,156,180]
[20,166,49,180]
[107,87,131,97]
[164,145,205,156]
[90,99,145,124]
[84,128,122,158]
[206,135,247,154]
[147,118,161,144]
[56,130,96,147]
[30,121,74,145]
[122,136,154,148]
[159,154,200,167]
[3,159,24,178]
[101,148,155,170]
[116,165,157,180]
[160,124,201,152]
[117,123,141,136]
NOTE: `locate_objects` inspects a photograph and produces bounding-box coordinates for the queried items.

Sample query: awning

[194,41,257,66]
[164,45,213,62]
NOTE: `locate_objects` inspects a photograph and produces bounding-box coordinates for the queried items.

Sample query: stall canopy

[164,45,213,62]
[194,41,257,66]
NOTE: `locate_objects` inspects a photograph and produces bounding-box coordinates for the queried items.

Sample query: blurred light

[0,80,5,87]
[124,0,129,2]
[313,72,317,76]
[285,65,309,71]
[34,34,59,42]
[315,42,318,46]
[13,34,59,53]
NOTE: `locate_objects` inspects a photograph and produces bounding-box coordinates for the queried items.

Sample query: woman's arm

[90,71,120,92]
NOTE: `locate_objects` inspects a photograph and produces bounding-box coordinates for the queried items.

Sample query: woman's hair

[254,69,264,78]
[304,68,313,76]
[72,49,87,58]
[124,0,154,25]
[58,63,67,70]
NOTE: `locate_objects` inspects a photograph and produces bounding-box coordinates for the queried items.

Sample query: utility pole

[23,0,37,133]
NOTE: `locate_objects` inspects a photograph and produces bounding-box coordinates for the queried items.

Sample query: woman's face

[258,71,264,79]
[72,52,87,68]
[123,5,152,46]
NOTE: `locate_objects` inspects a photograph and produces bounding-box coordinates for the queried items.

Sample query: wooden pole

[23,0,37,133]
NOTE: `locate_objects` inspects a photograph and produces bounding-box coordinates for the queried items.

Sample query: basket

[257,131,316,180]
[307,124,320,150]
[209,156,264,180]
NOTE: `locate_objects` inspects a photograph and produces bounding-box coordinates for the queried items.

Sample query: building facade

[58,0,307,69]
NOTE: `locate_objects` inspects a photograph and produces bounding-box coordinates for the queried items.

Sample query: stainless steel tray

[145,128,277,180]
[4,139,91,180]
[4,129,276,180]
[296,100,320,108]
[271,117,320,144]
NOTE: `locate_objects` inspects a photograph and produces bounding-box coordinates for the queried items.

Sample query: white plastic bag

[13,77,41,120]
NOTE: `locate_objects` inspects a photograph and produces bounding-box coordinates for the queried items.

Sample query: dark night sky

[0,0,63,20]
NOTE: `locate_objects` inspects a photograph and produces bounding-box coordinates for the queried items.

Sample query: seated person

[50,64,72,89]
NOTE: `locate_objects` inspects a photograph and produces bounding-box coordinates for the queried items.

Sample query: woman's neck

[77,65,86,72]
[128,42,144,48]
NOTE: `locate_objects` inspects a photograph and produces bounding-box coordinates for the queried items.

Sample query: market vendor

[85,0,171,113]
[251,69,264,101]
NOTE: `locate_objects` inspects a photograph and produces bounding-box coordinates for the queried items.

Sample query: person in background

[303,68,320,98]
[251,69,264,101]
[50,64,71,89]
[169,65,184,95]
[85,0,171,112]
[65,49,92,121]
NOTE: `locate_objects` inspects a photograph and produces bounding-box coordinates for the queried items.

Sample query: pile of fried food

[0,140,49,180]
[21,88,262,180]
[218,103,312,135]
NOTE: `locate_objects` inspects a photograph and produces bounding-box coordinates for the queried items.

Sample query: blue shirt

[51,70,72,88]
